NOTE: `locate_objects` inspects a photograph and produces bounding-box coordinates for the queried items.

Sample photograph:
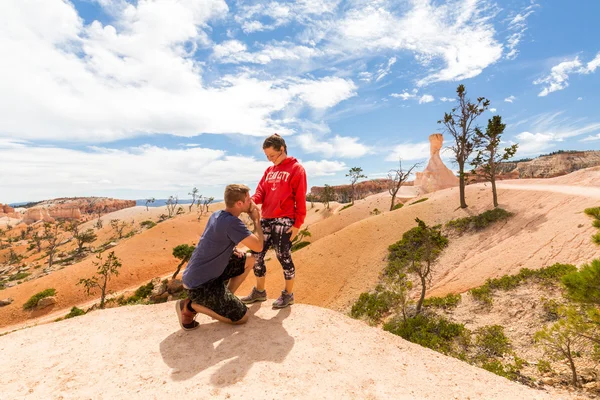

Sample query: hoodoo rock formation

[414,133,458,193]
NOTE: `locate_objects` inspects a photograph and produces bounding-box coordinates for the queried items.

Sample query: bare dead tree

[388,159,420,211]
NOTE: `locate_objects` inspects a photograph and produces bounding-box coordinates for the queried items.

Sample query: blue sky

[1,0,599,204]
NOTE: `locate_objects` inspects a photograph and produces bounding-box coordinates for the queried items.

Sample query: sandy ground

[0,301,575,400]
[3,169,600,331]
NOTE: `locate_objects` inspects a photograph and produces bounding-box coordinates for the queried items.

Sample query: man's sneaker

[240,287,267,304]
[272,290,294,309]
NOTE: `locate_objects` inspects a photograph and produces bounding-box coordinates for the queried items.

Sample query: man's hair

[224,184,250,207]
[263,133,287,153]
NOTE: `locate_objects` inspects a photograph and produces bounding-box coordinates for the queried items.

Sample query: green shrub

[593,232,600,245]
[446,208,514,233]
[392,203,404,210]
[140,220,157,229]
[370,208,381,215]
[351,288,398,324]
[537,359,553,374]
[291,241,310,252]
[409,198,428,205]
[423,293,462,309]
[340,203,353,211]
[540,297,561,321]
[469,285,493,306]
[64,306,86,319]
[118,282,154,305]
[23,288,56,310]
[481,359,523,381]
[383,314,466,355]
[584,207,600,220]
[9,272,30,281]
[475,325,512,357]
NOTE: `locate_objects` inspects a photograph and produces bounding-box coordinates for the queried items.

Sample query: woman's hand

[286,226,299,241]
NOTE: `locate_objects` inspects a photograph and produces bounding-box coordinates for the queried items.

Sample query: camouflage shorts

[186,254,248,322]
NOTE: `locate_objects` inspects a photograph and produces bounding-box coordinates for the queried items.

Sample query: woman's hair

[224,184,250,207]
[263,133,287,154]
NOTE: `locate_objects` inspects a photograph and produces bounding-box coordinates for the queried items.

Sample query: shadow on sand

[159,304,294,387]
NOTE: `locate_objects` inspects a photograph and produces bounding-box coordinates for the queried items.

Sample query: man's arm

[239,202,264,252]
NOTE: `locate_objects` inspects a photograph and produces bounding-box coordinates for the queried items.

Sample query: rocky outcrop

[498,150,600,179]
[414,133,458,193]
[20,198,135,225]
[310,179,400,202]
[23,208,55,225]
[1,204,14,214]
[0,204,20,219]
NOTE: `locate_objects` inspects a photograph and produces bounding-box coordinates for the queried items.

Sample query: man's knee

[233,310,249,325]
[244,254,255,269]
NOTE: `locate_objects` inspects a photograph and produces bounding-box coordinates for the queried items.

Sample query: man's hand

[250,201,261,222]
[286,226,299,242]
[233,247,245,258]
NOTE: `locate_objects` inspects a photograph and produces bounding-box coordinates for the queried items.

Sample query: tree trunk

[390,193,397,211]
[172,259,186,279]
[416,275,427,314]
[458,168,468,208]
[567,353,579,387]
[100,279,107,309]
[491,175,498,208]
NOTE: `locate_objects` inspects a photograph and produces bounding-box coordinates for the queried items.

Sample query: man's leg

[189,302,249,325]
[187,254,252,325]
[227,254,254,293]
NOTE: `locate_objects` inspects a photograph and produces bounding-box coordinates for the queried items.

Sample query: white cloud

[513,112,600,155]
[289,77,357,109]
[504,95,516,103]
[534,52,600,96]
[505,6,536,60]
[0,140,272,203]
[578,97,583,101]
[489,108,497,113]
[390,91,416,100]
[296,134,371,158]
[375,57,397,82]
[439,97,455,102]
[332,1,504,86]
[582,134,600,142]
[0,1,355,143]
[514,132,557,155]
[418,95,434,104]
[302,159,347,176]
[385,142,430,162]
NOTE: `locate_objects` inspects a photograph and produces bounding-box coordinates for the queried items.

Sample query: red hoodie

[252,157,307,228]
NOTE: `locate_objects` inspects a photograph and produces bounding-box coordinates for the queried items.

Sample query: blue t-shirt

[182,210,252,288]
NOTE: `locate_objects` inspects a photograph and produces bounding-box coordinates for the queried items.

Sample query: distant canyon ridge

[310,150,600,200]
[0,198,135,225]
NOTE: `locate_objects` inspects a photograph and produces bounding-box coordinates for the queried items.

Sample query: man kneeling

[176,184,264,330]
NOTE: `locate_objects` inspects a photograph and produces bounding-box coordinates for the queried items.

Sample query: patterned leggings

[252,217,296,280]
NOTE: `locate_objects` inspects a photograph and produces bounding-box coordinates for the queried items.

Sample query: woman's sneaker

[272,290,294,309]
[240,287,267,304]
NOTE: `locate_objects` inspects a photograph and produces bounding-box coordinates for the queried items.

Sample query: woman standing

[241,134,307,308]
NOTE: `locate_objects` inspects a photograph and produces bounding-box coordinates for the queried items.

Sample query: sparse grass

[340,203,354,211]
[446,208,514,233]
[23,288,56,310]
[291,241,310,252]
[140,220,157,229]
[409,198,428,205]
[469,263,577,306]
[56,306,86,321]
[117,281,154,305]
[392,203,404,210]
[423,293,462,309]
[8,272,30,281]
